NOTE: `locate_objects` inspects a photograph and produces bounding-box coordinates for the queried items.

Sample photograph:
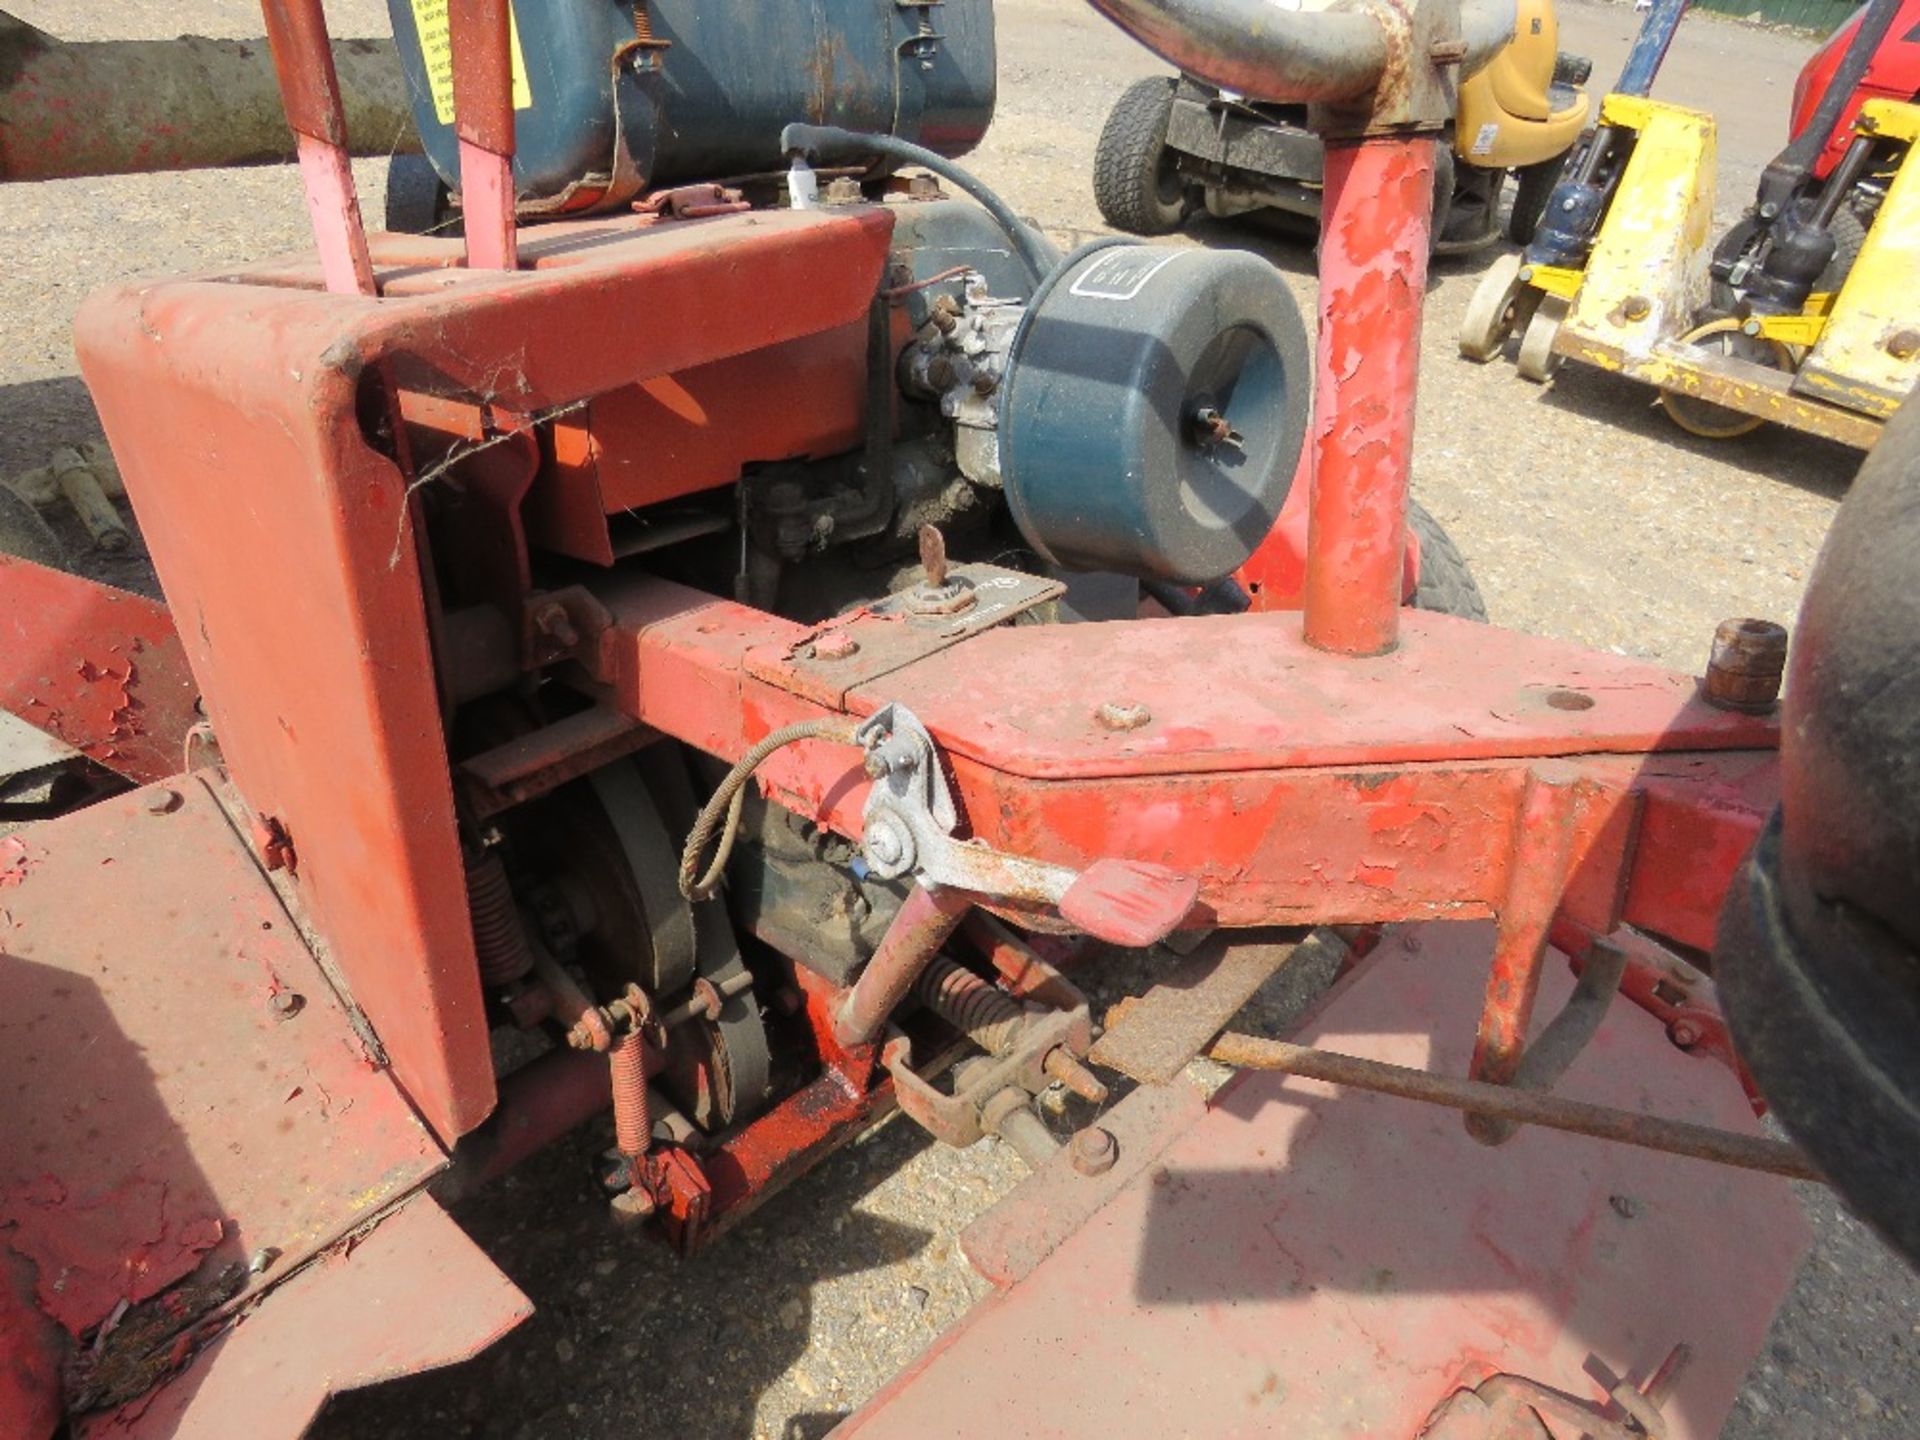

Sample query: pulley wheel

[1458,253,1536,362]
[1660,323,1793,440]
[1515,293,1569,383]
[661,960,771,1132]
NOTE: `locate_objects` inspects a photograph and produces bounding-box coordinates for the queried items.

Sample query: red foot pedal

[1059,860,1198,947]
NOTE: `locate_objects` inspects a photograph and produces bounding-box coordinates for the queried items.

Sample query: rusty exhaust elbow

[1083,0,1388,103]
[1082,0,1516,111]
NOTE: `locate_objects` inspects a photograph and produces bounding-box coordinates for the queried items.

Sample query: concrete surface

[1,1,1913,1437]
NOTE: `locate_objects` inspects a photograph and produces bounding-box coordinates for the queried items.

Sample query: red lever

[1059,860,1198,948]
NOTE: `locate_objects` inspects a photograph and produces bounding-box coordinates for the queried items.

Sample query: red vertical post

[258,0,378,296]
[1300,135,1437,656]
[449,0,519,270]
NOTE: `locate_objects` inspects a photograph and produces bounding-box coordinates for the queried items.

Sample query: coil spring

[913,957,1024,1056]
[466,849,535,987]
[631,1,655,43]
[611,1028,652,1158]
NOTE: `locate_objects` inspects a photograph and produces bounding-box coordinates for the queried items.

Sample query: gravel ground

[3,2,1914,1437]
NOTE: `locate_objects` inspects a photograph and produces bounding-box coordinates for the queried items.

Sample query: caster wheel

[1458,252,1537,362]
[1660,322,1794,440]
[1515,293,1569,383]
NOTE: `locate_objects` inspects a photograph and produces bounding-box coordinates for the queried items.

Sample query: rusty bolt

[609,1187,657,1224]
[1094,701,1151,732]
[918,523,949,589]
[907,173,944,201]
[823,175,863,205]
[1070,1126,1118,1176]
[1428,38,1469,64]
[535,602,579,651]
[268,989,304,1021]
[144,788,181,816]
[1886,328,1920,361]
[1703,618,1788,713]
[813,630,860,661]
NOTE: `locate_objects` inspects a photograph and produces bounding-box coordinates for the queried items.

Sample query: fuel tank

[386,0,996,213]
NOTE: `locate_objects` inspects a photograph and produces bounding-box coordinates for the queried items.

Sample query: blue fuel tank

[385,0,996,213]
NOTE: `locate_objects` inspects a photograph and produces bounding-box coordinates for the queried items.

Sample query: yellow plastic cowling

[1455,0,1590,172]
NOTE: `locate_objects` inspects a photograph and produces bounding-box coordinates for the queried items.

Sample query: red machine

[3,0,1910,1436]
[1792,0,1920,178]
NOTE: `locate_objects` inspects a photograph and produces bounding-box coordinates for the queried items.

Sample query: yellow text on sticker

[408,0,534,124]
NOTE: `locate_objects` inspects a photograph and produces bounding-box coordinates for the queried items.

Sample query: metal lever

[855,703,1196,947]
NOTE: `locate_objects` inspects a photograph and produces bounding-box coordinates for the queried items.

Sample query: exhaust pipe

[1082,0,1515,108]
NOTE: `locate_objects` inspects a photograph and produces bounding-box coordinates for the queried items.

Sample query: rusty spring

[466,849,535,987]
[611,1028,652,1158]
[913,957,1025,1056]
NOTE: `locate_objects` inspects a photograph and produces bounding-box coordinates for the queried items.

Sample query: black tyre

[1409,499,1487,621]
[1094,77,1187,236]
[385,150,457,236]
[1507,155,1567,247]
[1817,201,1869,294]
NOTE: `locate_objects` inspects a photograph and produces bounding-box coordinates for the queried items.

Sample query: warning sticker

[1470,122,1500,157]
[1067,248,1182,302]
[408,0,533,125]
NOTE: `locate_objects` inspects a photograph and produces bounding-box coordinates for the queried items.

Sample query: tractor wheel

[1409,499,1488,621]
[1507,155,1566,247]
[1515,293,1568,382]
[0,486,64,569]
[1458,252,1537,361]
[1093,77,1187,236]
[385,150,456,236]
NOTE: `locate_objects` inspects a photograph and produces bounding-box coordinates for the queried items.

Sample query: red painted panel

[0,778,445,1431]
[843,925,1809,1440]
[71,206,894,1142]
[0,560,196,785]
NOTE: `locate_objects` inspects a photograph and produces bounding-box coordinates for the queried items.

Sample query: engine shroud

[999,243,1312,585]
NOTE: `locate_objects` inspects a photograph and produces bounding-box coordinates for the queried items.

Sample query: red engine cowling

[1791,0,1920,178]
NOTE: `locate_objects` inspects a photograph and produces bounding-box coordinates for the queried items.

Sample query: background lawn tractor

[1092,0,1592,250]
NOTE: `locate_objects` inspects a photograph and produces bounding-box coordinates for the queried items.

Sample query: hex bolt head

[144,788,181,816]
[609,1187,657,1224]
[1703,618,1788,713]
[1094,701,1151,732]
[268,990,304,1021]
[814,630,860,661]
[1669,1019,1702,1049]
[1070,1125,1118,1176]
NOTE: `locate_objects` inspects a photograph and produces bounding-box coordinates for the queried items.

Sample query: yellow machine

[1458,0,1591,168]
[1461,97,1920,448]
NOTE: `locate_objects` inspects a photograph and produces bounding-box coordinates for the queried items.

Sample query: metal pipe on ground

[1208,1032,1826,1183]
[0,12,417,182]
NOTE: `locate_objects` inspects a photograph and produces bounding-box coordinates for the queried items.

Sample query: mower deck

[0,775,525,1433]
[843,924,1809,1439]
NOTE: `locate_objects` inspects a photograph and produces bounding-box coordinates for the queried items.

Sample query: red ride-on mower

[1,0,1915,1436]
